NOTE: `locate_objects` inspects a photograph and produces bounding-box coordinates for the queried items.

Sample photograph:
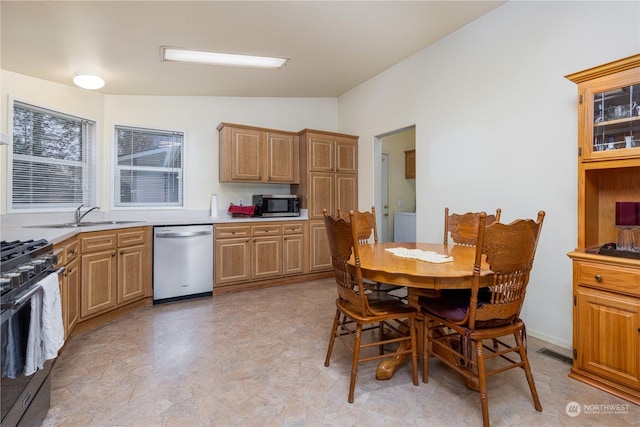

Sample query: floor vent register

[537,347,573,365]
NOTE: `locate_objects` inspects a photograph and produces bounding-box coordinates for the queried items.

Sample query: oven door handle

[11,267,65,307]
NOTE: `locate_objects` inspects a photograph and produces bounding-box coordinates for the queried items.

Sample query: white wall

[0,71,338,214]
[337,1,640,348]
[102,95,337,210]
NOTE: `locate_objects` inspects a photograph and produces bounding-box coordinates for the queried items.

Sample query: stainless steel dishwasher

[153,224,214,304]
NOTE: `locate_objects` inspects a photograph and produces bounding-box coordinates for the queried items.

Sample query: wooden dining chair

[323,209,419,403]
[421,211,545,426]
[337,206,406,299]
[444,207,502,246]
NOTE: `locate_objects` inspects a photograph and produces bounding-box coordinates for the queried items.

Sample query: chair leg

[348,323,363,403]
[378,321,385,355]
[422,318,431,383]
[409,317,418,386]
[474,339,490,427]
[514,331,543,412]
[325,309,341,367]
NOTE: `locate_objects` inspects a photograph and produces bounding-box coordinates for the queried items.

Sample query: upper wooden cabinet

[295,129,358,220]
[218,123,299,183]
[405,149,416,179]
[304,131,357,173]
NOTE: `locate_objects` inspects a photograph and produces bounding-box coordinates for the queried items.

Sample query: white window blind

[114,125,183,208]
[11,101,96,210]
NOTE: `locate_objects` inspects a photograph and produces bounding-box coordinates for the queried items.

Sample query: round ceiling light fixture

[73,73,105,90]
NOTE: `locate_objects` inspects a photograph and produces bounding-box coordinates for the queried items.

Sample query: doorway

[375,126,416,242]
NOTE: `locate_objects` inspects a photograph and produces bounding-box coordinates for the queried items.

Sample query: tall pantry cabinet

[566,54,640,405]
[293,129,358,272]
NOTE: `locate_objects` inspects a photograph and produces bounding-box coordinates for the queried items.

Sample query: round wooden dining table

[351,242,493,380]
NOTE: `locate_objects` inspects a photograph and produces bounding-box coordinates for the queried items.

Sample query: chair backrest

[323,209,378,317]
[337,206,378,244]
[444,207,502,246]
[466,211,545,330]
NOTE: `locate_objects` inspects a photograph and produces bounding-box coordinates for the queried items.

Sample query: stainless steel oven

[1,239,60,427]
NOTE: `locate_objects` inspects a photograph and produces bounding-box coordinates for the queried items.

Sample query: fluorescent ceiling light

[73,73,105,90]
[162,47,287,69]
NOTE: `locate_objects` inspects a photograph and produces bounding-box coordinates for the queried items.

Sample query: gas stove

[1,238,59,427]
[1,239,57,300]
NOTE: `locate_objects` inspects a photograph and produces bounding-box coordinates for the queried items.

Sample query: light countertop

[1,209,308,244]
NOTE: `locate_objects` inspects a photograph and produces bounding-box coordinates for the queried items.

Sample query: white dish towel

[24,272,64,375]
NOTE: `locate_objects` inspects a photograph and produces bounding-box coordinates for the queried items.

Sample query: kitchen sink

[29,221,143,229]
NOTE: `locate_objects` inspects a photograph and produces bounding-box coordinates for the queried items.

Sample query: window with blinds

[114,125,183,208]
[11,101,96,210]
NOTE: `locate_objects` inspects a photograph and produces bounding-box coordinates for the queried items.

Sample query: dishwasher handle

[155,230,213,238]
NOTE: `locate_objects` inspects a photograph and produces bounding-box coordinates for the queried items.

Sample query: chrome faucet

[75,204,101,223]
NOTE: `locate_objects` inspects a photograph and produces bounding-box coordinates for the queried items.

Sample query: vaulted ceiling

[1,1,504,97]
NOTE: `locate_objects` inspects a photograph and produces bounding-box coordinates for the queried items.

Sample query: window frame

[7,98,98,213]
[111,124,186,210]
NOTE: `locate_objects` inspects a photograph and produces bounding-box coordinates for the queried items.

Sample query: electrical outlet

[398,200,404,207]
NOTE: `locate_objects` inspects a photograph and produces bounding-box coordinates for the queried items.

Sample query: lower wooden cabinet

[63,257,80,335]
[214,225,252,286]
[80,227,151,320]
[215,221,308,288]
[309,220,331,272]
[283,223,305,275]
[54,237,80,339]
[568,253,640,404]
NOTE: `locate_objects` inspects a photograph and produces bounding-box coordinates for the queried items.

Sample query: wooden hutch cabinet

[566,54,640,405]
[294,129,358,272]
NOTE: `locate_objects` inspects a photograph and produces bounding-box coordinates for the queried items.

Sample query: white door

[380,153,390,242]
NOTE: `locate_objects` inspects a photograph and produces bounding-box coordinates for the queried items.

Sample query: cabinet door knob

[119,250,124,254]
[112,251,116,257]
[595,274,602,282]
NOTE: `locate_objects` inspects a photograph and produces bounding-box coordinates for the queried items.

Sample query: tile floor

[44,279,639,426]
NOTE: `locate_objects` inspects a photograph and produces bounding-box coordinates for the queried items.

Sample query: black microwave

[253,194,300,217]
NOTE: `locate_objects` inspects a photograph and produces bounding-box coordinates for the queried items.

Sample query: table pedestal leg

[376,347,408,380]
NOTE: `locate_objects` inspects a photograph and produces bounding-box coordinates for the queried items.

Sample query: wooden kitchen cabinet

[54,237,80,338]
[217,123,299,183]
[282,222,306,275]
[215,221,308,289]
[308,220,332,272]
[251,223,282,280]
[566,54,640,405]
[405,149,416,179]
[214,225,252,286]
[80,227,151,320]
[296,130,358,220]
[294,129,358,272]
